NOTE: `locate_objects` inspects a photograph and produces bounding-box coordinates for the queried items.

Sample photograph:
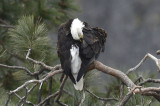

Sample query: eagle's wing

[77,27,107,81]
[57,22,76,84]
[82,27,107,58]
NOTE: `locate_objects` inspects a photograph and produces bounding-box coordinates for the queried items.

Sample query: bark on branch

[2,49,160,106]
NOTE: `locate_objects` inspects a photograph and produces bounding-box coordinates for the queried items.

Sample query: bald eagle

[57,18,107,90]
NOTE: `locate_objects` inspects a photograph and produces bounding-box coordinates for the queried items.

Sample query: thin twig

[56,75,68,106]
[120,83,124,100]
[85,88,118,101]
[147,97,154,106]
[45,77,53,105]
[26,49,56,70]
[79,90,86,106]
[5,70,63,106]
[0,18,9,25]
[0,64,33,75]
[138,78,160,86]
[134,75,144,84]
[126,53,159,75]
[0,63,61,78]
[63,89,73,97]
[37,82,44,104]
[0,24,14,28]
[36,91,60,106]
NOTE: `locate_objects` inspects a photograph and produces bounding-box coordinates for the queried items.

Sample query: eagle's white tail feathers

[70,45,83,91]
[74,75,84,91]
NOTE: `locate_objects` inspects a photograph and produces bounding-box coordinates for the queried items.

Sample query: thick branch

[92,61,160,103]
[93,60,136,88]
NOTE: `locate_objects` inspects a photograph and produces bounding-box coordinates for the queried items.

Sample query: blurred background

[77,0,160,71]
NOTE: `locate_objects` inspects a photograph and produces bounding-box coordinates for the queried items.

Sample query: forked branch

[2,50,160,105]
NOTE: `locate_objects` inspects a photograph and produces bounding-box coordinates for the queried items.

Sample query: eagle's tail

[73,75,84,91]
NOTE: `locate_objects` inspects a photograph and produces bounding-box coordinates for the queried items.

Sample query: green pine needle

[8,15,55,64]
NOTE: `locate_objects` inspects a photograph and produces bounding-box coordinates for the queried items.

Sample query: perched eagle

[57,18,107,90]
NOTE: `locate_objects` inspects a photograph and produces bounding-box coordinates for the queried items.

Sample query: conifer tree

[0,0,78,105]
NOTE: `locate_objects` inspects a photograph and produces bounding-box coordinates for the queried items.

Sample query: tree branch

[26,49,56,70]
[0,24,14,28]
[85,88,118,101]
[4,49,160,105]
[0,63,61,77]
[139,78,160,86]
[119,86,142,106]
[5,69,63,106]
[56,75,68,106]
[93,60,136,88]
[36,91,60,106]
[126,53,160,75]
[0,64,33,75]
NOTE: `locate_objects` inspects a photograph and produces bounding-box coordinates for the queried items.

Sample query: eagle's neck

[70,18,84,40]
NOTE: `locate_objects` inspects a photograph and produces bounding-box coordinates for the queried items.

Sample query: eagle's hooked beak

[79,34,83,42]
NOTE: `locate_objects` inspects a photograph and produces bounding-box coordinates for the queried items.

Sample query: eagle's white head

[70,18,84,41]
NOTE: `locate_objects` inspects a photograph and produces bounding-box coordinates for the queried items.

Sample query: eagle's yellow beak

[79,35,83,42]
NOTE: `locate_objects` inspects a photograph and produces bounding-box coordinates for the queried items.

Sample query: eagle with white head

[57,18,107,90]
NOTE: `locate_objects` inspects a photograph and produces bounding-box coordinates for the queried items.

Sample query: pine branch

[26,49,56,70]
[0,24,14,28]
[0,64,33,75]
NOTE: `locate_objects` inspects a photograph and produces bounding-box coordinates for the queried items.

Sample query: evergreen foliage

[8,16,54,63]
[0,0,79,26]
[0,0,78,90]
[0,0,79,105]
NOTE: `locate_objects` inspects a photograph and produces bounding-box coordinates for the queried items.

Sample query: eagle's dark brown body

[57,19,107,84]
